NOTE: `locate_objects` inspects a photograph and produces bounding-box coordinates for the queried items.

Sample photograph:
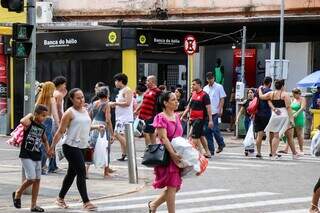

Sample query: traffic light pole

[22,0,36,195]
[24,0,36,115]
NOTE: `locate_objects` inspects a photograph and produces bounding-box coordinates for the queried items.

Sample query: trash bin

[311,109,320,137]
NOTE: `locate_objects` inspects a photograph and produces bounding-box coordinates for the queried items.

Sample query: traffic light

[1,0,24,13]
[11,23,34,59]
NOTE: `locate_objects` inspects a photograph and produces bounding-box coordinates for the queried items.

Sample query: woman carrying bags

[148,91,183,213]
[50,88,104,211]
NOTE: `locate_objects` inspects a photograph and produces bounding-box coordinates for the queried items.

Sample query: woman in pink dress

[148,91,183,213]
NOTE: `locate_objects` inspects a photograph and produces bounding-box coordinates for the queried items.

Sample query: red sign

[184,35,197,55]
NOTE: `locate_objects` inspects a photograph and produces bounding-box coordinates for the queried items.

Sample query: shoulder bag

[141,115,178,167]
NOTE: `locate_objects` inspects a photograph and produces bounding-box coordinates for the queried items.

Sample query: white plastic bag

[311,130,320,157]
[93,132,109,168]
[243,121,255,150]
[171,137,208,177]
[55,138,64,161]
[133,118,145,137]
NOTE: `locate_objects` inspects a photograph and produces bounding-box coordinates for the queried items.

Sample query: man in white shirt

[203,72,226,154]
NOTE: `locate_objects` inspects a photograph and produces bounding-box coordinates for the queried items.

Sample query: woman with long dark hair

[258,80,300,160]
[148,91,183,213]
[50,88,103,210]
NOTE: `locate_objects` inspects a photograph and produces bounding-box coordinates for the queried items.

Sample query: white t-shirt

[115,86,134,123]
[203,83,226,115]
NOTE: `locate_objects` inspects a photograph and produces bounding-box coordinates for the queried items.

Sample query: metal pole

[22,0,36,195]
[279,0,285,79]
[125,123,138,184]
[240,26,246,84]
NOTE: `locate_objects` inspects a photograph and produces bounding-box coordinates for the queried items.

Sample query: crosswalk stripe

[265,209,308,213]
[209,161,265,167]
[157,197,310,213]
[37,188,229,209]
[94,192,277,211]
[113,165,237,171]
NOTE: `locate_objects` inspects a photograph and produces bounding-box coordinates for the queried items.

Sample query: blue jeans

[41,118,58,172]
[204,114,225,154]
[244,116,251,133]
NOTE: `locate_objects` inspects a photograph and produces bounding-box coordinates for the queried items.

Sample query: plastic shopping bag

[93,132,109,168]
[133,118,145,137]
[55,137,65,163]
[243,121,255,150]
[6,124,24,148]
[311,130,320,157]
[171,137,208,177]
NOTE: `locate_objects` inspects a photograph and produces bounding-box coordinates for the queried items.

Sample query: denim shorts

[21,158,41,180]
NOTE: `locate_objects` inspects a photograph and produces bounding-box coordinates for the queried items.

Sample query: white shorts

[21,158,41,180]
[115,121,132,134]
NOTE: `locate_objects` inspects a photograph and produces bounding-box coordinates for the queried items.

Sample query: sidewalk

[0,136,148,210]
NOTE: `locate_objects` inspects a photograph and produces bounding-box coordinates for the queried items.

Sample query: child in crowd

[12,104,52,212]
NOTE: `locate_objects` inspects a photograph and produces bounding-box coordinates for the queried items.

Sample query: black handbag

[141,115,178,168]
[141,144,169,167]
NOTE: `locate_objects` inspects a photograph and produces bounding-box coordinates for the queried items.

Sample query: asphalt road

[0,134,319,213]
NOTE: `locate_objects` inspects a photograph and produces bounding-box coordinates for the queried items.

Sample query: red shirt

[139,87,161,120]
[190,90,211,120]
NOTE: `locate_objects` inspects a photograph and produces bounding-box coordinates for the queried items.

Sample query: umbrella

[297,70,320,88]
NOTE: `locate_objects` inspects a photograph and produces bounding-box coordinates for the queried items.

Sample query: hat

[206,72,214,79]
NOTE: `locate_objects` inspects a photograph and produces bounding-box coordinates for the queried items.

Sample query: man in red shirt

[134,75,161,146]
[182,79,213,158]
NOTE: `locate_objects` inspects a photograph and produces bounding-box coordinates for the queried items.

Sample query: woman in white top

[50,88,103,211]
[109,73,134,161]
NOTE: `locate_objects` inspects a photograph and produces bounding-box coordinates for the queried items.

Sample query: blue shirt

[256,87,272,117]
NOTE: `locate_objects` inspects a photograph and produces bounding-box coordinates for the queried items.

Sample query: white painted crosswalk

[60,188,309,213]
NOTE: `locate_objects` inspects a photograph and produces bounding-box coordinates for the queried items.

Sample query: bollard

[125,123,138,184]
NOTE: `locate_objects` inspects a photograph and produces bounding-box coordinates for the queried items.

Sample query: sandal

[83,202,97,211]
[278,150,288,154]
[55,197,69,209]
[12,192,21,209]
[31,206,45,212]
[148,201,156,213]
[310,203,320,213]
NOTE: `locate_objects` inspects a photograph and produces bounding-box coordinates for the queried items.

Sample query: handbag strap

[170,114,178,139]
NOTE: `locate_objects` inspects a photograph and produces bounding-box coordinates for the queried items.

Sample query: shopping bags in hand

[133,118,145,137]
[55,137,65,162]
[243,121,255,150]
[6,124,24,148]
[171,137,208,177]
[93,132,109,168]
[311,130,320,157]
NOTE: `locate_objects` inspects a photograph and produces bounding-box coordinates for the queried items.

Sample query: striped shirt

[190,90,211,120]
[139,87,161,120]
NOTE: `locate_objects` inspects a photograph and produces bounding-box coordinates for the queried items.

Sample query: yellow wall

[122,50,137,90]
[0,5,26,23]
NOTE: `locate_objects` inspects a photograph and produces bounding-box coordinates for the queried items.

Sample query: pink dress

[152,112,183,189]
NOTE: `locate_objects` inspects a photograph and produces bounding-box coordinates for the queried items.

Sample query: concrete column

[194,46,205,79]
[122,50,137,90]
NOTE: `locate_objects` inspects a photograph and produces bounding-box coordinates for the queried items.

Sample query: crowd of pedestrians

[11,68,320,212]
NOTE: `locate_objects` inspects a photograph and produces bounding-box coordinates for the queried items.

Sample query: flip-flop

[12,192,21,209]
[31,206,45,212]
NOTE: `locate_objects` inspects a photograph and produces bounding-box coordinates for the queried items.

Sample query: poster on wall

[233,48,257,88]
[0,43,7,115]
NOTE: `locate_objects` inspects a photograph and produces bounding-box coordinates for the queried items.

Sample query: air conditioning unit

[36,2,53,23]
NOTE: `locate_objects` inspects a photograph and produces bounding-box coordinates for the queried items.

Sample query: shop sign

[37,29,121,53]
[137,30,184,51]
